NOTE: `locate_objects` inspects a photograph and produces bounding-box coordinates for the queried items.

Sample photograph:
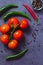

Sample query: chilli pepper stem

[6,49,28,60]
[23,4,38,23]
[3,11,30,21]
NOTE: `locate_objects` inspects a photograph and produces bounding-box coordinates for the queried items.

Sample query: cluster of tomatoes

[0,17,29,49]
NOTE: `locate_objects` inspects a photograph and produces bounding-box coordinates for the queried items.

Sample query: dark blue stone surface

[0,0,43,65]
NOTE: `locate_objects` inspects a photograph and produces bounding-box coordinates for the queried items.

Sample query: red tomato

[20,19,28,29]
[1,34,9,45]
[0,27,1,32]
[8,40,18,49]
[0,36,0,41]
[0,24,10,34]
[8,17,19,26]
[13,30,23,40]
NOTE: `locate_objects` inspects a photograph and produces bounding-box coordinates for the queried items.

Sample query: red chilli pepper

[23,4,38,22]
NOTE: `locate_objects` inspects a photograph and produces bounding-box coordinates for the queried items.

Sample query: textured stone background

[0,0,43,65]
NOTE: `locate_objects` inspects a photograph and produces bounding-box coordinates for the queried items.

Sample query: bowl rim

[32,0,43,11]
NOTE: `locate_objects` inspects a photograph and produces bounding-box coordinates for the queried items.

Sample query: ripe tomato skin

[13,30,23,40]
[0,24,10,34]
[20,19,28,29]
[0,26,1,32]
[8,17,19,26]
[1,34,9,45]
[8,40,18,49]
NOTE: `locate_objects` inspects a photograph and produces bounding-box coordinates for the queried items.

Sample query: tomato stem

[9,23,20,40]
[9,28,15,40]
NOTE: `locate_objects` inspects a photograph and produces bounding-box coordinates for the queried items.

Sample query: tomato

[8,17,19,26]
[0,26,1,32]
[13,30,23,40]
[1,34,9,45]
[0,24,10,34]
[20,19,28,29]
[0,37,1,41]
[8,40,18,49]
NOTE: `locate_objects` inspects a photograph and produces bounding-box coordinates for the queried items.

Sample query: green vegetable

[0,4,18,15]
[6,49,28,60]
[3,11,30,21]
